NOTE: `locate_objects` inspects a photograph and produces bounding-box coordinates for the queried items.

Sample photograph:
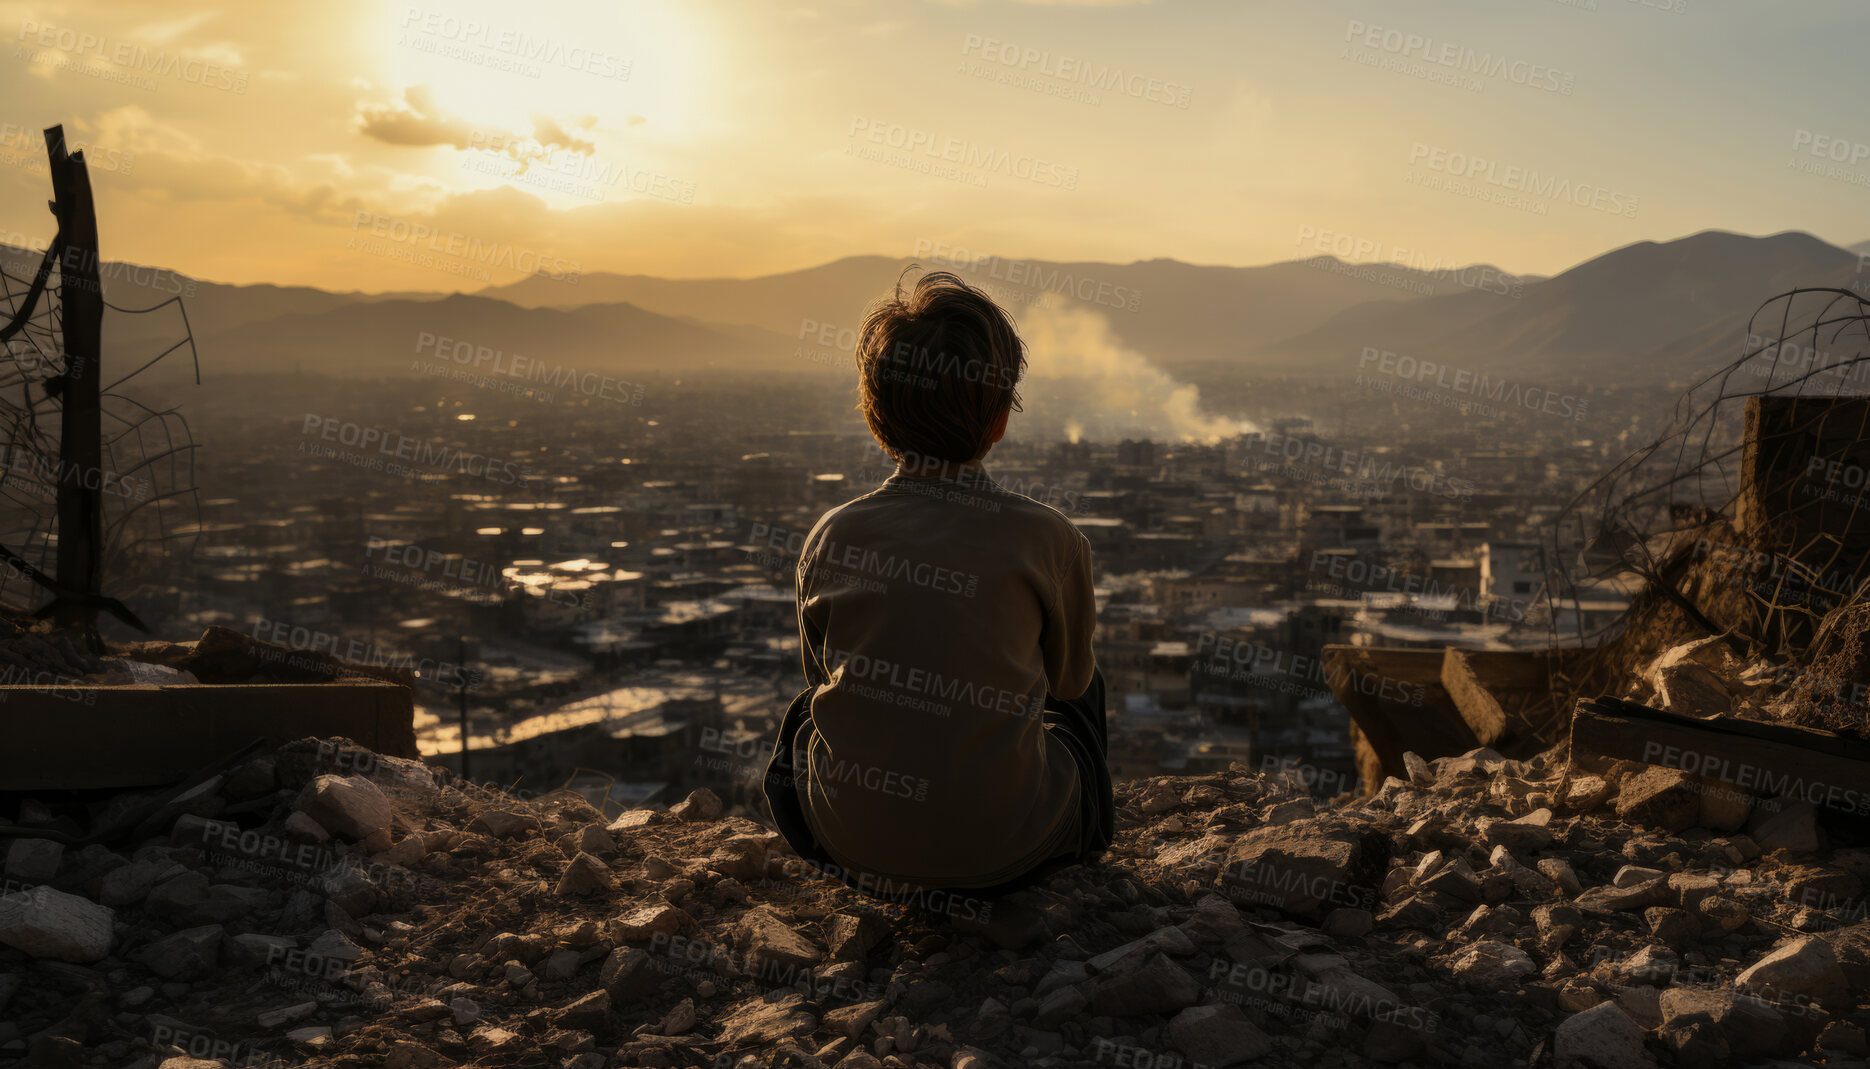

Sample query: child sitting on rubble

[762,270,1113,905]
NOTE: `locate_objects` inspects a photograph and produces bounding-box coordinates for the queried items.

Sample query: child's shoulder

[823,481,1086,547]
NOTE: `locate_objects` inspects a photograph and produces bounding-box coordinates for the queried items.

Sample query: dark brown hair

[855,270,1027,464]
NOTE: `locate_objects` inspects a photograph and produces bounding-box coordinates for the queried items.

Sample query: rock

[1562,775,1610,811]
[384,1041,444,1069]
[1735,936,1849,1003]
[824,999,885,1040]
[450,998,481,1026]
[607,809,662,833]
[1031,985,1086,1029]
[227,932,294,968]
[1538,858,1583,897]
[825,910,888,962]
[469,808,536,839]
[556,989,611,1031]
[138,924,224,981]
[1645,907,1699,952]
[4,838,62,883]
[0,886,113,962]
[99,857,174,907]
[1218,826,1363,919]
[1402,751,1435,788]
[307,928,363,962]
[1604,945,1679,987]
[738,906,823,968]
[599,946,661,999]
[1751,800,1821,854]
[1696,779,1752,832]
[1321,908,1374,939]
[256,1001,317,1028]
[705,836,769,881]
[283,811,329,843]
[558,824,617,859]
[1263,798,1315,825]
[295,775,393,841]
[1418,855,1484,904]
[1169,1004,1271,1066]
[1612,865,1665,887]
[669,788,723,822]
[320,866,378,917]
[1575,877,1669,914]
[146,872,265,927]
[1554,1001,1655,1069]
[1820,1022,1868,1055]
[1615,768,1700,833]
[716,991,816,1047]
[1481,809,1554,854]
[1534,903,1584,948]
[1089,950,1200,1016]
[555,852,616,896]
[1449,940,1535,987]
[608,904,687,943]
[1658,988,1784,1059]
[1667,872,1721,910]
[1087,925,1194,972]
[659,997,696,1035]
[1697,895,1748,932]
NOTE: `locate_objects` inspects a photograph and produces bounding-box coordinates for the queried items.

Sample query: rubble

[0,681,1859,1069]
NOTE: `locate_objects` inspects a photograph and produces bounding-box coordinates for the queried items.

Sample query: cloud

[357,88,600,172]
[356,85,480,150]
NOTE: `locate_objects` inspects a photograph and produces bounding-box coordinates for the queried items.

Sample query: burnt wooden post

[44,125,104,630]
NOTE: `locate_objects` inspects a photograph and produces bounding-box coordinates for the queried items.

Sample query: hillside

[10,232,1869,390]
[1269,231,1865,384]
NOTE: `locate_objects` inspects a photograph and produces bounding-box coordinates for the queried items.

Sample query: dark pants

[761,667,1115,902]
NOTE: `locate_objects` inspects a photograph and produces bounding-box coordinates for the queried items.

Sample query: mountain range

[4,230,1865,391]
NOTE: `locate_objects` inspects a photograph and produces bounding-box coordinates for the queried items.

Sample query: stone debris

[0,710,1859,1069]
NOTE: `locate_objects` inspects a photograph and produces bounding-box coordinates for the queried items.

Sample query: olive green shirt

[793,460,1097,889]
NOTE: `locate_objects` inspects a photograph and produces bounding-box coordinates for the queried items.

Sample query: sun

[371,0,703,154]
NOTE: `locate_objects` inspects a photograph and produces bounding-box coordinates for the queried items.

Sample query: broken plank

[1570,696,1870,814]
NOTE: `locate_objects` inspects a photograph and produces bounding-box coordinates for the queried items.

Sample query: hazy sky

[4,0,1869,292]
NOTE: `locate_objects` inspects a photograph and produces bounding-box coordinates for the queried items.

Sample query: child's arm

[1041,535,1097,700]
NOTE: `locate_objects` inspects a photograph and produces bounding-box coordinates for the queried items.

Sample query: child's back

[762,270,1113,897]
[793,461,1096,888]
